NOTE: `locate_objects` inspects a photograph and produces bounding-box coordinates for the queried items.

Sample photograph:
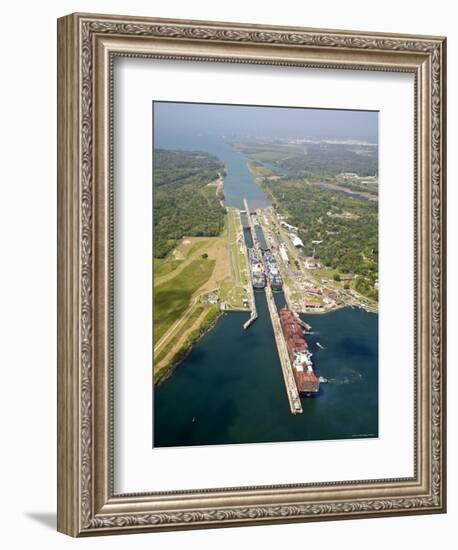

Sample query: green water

[153,132,378,447]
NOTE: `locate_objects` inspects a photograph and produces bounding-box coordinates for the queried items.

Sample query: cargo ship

[279,307,320,396]
[263,249,283,290]
[248,248,266,289]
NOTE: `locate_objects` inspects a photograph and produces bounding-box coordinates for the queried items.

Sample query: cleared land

[219,207,251,310]
[154,305,220,384]
[154,257,216,344]
[155,238,211,285]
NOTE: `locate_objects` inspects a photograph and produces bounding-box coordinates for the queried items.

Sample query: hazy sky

[154,101,378,143]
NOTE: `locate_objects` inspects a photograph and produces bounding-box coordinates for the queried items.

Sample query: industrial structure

[243,198,304,414]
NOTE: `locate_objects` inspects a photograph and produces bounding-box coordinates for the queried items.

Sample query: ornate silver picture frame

[57,12,446,536]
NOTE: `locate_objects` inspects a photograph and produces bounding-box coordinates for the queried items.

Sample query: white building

[280,220,298,231]
[338,172,359,179]
[290,234,304,248]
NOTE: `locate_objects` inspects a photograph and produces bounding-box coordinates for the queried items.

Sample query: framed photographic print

[57,13,446,536]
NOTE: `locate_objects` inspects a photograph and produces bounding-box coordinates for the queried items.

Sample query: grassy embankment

[218,207,251,310]
[154,256,216,343]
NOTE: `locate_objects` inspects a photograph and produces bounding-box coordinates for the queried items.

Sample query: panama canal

[153,131,378,448]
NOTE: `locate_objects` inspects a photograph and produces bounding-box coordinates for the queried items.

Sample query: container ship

[279,307,320,396]
[248,248,266,289]
[263,249,283,290]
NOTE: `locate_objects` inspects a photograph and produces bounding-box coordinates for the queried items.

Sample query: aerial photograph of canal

[152,101,379,448]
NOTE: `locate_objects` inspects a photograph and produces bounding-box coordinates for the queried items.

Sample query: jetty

[240,200,257,329]
[265,283,303,414]
[243,310,258,330]
[244,198,302,414]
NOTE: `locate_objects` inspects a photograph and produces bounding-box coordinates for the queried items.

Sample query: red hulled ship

[279,307,320,396]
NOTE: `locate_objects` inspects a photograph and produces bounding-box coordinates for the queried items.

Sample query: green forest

[261,178,379,301]
[237,141,378,179]
[153,149,226,258]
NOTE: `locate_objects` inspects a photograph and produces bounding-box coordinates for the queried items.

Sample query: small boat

[319,376,328,384]
[192,417,196,423]
[317,342,325,350]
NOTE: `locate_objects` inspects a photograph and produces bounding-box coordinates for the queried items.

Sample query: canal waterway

[155,132,271,210]
[153,132,378,447]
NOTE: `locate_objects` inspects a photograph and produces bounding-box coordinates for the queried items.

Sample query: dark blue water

[153,130,378,448]
[154,306,378,447]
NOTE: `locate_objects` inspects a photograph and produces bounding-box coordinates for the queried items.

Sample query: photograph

[152,101,379,448]
[54,10,446,538]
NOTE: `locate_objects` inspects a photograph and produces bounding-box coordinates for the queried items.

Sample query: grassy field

[154,304,221,384]
[219,208,250,309]
[174,238,210,260]
[154,305,205,365]
[154,257,181,279]
[154,258,216,343]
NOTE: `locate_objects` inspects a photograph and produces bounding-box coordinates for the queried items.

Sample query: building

[338,172,359,179]
[307,287,322,295]
[304,301,322,309]
[280,220,298,231]
[290,234,304,248]
[304,256,321,269]
[202,292,219,305]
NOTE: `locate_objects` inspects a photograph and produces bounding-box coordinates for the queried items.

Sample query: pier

[265,284,303,414]
[244,197,302,414]
[243,310,258,330]
[239,201,257,329]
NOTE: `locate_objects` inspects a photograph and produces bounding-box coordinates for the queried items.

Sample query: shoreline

[154,307,225,386]
[297,303,378,316]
